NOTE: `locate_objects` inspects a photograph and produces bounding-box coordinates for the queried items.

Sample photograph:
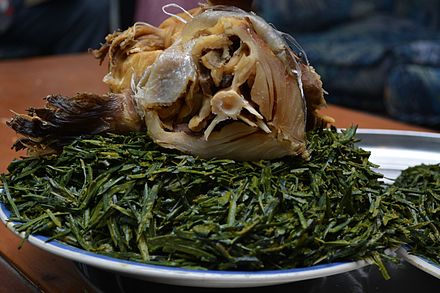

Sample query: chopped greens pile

[0,127,438,275]
[390,164,440,265]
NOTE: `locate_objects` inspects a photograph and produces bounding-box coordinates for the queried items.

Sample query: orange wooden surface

[0,53,435,292]
[0,53,107,293]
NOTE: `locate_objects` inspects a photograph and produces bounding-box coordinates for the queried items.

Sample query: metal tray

[356,129,440,182]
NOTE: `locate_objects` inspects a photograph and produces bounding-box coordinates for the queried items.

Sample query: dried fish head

[126,6,331,160]
[8,4,333,161]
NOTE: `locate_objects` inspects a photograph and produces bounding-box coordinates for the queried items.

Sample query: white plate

[1,129,440,287]
[397,247,440,279]
[356,129,440,280]
[356,128,440,182]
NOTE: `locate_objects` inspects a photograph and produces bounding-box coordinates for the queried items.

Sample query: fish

[7,4,334,161]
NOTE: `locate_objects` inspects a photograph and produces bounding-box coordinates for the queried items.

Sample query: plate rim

[397,247,440,280]
[355,128,440,138]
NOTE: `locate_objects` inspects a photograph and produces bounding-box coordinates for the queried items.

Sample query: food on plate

[7,3,333,161]
[0,127,396,274]
[2,2,439,279]
[390,163,440,266]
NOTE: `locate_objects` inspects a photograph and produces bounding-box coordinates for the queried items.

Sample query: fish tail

[7,92,143,153]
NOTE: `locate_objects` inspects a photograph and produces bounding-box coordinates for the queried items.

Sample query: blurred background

[1,0,439,129]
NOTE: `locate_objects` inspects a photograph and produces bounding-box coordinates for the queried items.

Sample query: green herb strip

[391,163,440,265]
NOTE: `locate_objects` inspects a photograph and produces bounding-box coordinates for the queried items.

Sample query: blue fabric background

[255,0,440,127]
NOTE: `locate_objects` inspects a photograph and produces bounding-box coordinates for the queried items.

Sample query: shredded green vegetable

[0,127,438,275]
[390,164,440,265]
